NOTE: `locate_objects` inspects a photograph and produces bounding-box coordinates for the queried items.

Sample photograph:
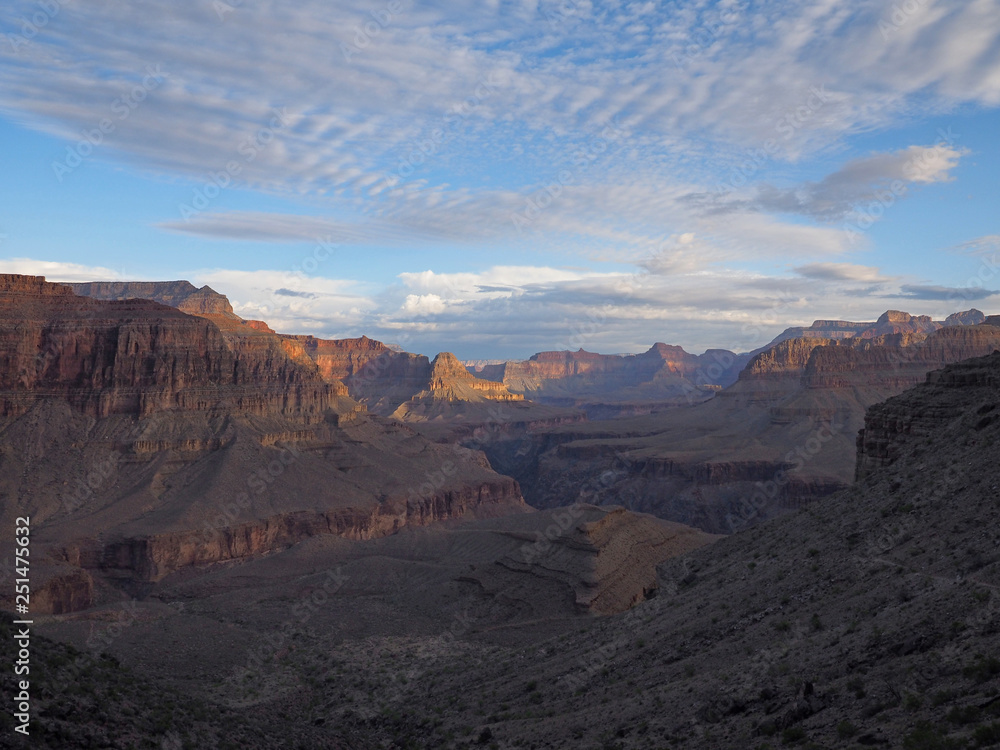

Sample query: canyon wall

[497,319,1000,534]
[3,275,339,419]
[475,343,749,417]
[0,275,531,614]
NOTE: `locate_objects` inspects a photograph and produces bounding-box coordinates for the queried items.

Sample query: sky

[1,0,999,360]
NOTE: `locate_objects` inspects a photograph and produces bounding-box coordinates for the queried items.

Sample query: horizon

[2,1,999,359]
[10,270,992,361]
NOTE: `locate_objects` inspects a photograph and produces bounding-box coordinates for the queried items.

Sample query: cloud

[157,212,382,244]
[795,263,891,282]
[0,258,125,282]
[0,0,996,253]
[951,234,1000,256]
[401,293,447,315]
[752,145,966,221]
[892,283,999,301]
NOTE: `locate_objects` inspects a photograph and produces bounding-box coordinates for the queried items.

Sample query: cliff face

[284,335,395,380]
[0,275,338,419]
[477,343,748,414]
[739,337,830,381]
[737,324,1000,397]
[856,309,940,339]
[509,321,1000,533]
[389,352,527,423]
[759,319,871,351]
[61,475,524,584]
[422,352,523,401]
[67,275,569,448]
[761,308,982,350]
[856,350,1000,480]
[464,505,718,616]
[68,280,237,318]
[280,337,526,416]
[490,344,742,388]
[0,275,532,614]
[802,325,1000,390]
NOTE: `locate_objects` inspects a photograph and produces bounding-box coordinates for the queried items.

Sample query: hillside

[356,348,1000,747]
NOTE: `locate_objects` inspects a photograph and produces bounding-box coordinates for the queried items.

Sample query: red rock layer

[479,343,746,396]
[0,275,338,419]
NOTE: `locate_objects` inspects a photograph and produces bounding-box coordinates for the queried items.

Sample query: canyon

[56,278,1000,538]
[0,276,535,615]
[474,313,1000,534]
[8,335,1000,748]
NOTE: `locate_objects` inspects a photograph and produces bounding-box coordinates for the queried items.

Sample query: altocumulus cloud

[1,0,998,255]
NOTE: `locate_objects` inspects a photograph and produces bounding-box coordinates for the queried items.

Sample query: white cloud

[401,293,447,315]
[1,0,996,220]
[744,145,967,220]
[0,258,125,282]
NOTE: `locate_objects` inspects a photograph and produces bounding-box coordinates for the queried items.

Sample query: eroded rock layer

[500,318,1000,533]
[0,275,530,614]
[476,344,749,413]
[2,275,338,419]
[455,504,718,615]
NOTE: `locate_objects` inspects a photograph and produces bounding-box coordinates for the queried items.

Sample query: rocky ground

[5,352,1000,748]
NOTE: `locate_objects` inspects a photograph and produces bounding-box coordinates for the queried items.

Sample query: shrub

[902,722,963,749]
[964,655,1000,682]
[836,719,858,738]
[781,726,806,744]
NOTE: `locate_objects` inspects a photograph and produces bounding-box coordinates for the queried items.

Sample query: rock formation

[0,275,530,614]
[466,505,718,615]
[0,275,338,419]
[69,280,238,317]
[68,280,533,419]
[389,352,523,421]
[476,344,749,418]
[762,307,983,349]
[18,349,1000,748]
[499,315,1000,533]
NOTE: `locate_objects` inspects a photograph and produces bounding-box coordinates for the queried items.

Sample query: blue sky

[1,0,999,359]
